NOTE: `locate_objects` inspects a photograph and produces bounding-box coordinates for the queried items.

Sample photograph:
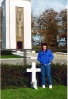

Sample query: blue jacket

[37,49,54,64]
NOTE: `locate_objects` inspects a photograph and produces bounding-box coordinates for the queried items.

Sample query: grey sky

[31,0,67,16]
[0,0,3,6]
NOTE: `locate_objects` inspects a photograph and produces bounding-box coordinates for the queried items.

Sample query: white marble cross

[26,62,41,89]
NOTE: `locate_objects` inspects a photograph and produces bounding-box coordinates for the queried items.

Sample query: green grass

[1,55,23,58]
[1,85,67,99]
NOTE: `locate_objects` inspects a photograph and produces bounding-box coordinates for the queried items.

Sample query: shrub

[1,50,12,55]
[51,63,67,86]
[51,49,67,53]
[34,48,67,53]
[1,63,67,89]
[1,64,31,89]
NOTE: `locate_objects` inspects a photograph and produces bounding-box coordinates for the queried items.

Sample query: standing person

[37,43,54,88]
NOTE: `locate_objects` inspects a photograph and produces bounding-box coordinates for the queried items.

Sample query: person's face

[42,45,47,51]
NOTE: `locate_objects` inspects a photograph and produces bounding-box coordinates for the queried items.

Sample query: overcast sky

[31,0,67,16]
[0,0,67,16]
[0,0,3,6]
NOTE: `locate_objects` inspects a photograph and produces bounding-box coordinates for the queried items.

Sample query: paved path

[0,52,67,65]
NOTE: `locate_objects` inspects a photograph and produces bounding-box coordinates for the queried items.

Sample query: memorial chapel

[1,0,31,49]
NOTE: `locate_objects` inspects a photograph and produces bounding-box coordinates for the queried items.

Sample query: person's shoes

[49,85,52,89]
[42,85,45,88]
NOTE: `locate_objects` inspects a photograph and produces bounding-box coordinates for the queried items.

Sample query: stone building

[1,0,31,49]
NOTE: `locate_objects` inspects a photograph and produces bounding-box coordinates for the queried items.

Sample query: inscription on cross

[26,62,41,89]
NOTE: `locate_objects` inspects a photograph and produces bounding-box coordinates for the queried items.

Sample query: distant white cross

[26,62,41,89]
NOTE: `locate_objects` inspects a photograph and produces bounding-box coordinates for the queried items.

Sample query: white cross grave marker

[26,62,41,89]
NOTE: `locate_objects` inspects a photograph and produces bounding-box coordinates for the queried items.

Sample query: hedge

[35,49,67,53]
[1,63,67,89]
[1,64,31,89]
[51,63,67,86]
[1,50,12,55]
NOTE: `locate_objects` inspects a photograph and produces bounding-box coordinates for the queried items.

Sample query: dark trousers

[41,64,52,85]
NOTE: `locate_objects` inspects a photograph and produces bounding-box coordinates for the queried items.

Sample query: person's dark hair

[41,42,48,50]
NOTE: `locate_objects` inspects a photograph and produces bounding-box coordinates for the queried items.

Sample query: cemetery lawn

[1,55,23,58]
[1,85,67,99]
